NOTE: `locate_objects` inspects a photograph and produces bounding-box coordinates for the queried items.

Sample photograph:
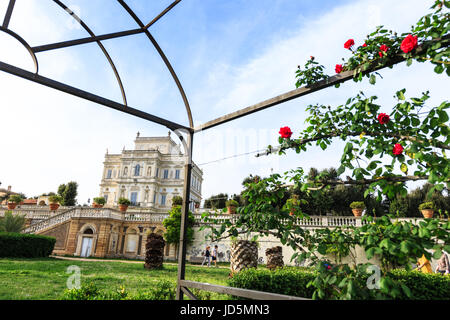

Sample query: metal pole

[176,131,193,300]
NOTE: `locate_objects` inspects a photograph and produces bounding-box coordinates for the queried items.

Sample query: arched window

[83,228,94,235]
[134,164,140,176]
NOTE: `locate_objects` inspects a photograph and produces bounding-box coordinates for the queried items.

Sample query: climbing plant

[202,0,450,300]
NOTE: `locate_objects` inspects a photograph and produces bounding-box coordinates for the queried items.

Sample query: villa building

[99,132,203,211]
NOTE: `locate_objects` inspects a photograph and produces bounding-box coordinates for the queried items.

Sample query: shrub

[118,198,131,205]
[0,211,25,233]
[93,197,106,205]
[8,195,23,204]
[418,202,435,210]
[0,232,56,258]
[226,199,239,207]
[350,201,365,209]
[48,195,62,204]
[228,267,450,300]
[389,269,450,300]
[172,196,183,207]
[227,268,316,299]
[61,280,176,300]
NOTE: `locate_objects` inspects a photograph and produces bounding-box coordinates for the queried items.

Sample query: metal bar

[2,0,16,28]
[32,28,144,53]
[0,27,39,74]
[180,280,309,300]
[144,0,182,30]
[118,0,194,129]
[176,131,193,300]
[0,60,191,132]
[194,35,450,132]
[180,286,198,300]
[53,0,128,106]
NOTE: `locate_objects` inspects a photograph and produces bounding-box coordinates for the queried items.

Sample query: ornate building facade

[99,133,203,211]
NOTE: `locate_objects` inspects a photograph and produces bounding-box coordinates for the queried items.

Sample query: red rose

[400,34,418,53]
[279,126,293,139]
[378,51,383,58]
[377,113,390,124]
[393,143,404,155]
[344,39,355,49]
[335,64,343,73]
[362,43,367,47]
[380,44,389,52]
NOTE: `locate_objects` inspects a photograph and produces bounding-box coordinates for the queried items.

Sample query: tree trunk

[230,240,258,275]
[265,246,284,270]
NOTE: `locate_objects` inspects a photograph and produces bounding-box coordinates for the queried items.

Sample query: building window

[163,169,169,179]
[153,192,156,203]
[107,169,112,179]
[104,195,108,203]
[134,164,140,176]
[130,192,138,205]
[175,170,180,179]
[155,168,159,178]
[161,195,166,206]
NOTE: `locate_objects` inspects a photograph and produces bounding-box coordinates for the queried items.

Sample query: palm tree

[0,211,25,233]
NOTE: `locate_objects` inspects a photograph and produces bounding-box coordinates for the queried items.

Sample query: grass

[0,257,231,300]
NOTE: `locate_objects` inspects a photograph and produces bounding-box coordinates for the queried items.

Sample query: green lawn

[0,258,231,300]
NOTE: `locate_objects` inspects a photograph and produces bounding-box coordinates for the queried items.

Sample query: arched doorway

[75,224,98,258]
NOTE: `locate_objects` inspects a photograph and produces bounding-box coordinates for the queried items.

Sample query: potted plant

[118,198,131,212]
[48,195,62,211]
[418,202,435,218]
[172,196,183,207]
[7,195,23,210]
[194,201,200,209]
[349,201,365,217]
[226,199,239,214]
[92,197,106,208]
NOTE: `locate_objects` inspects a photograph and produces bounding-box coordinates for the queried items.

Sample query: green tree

[61,182,78,206]
[204,193,228,209]
[162,205,195,259]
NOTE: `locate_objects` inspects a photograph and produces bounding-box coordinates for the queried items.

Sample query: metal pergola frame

[1,0,447,300]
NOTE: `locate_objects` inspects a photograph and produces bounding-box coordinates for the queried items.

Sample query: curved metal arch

[118,0,194,129]
[53,0,128,106]
[0,26,39,73]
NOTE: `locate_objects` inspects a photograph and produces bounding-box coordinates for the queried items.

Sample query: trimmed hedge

[0,232,56,258]
[228,267,450,300]
[227,267,316,299]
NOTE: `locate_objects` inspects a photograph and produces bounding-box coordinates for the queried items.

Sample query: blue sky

[0,0,448,204]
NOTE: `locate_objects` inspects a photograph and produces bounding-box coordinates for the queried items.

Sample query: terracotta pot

[119,204,128,212]
[227,206,236,214]
[421,209,434,219]
[352,208,363,217]
[49,203,60,211]
[7,202,17,210]
[92,203,104,208]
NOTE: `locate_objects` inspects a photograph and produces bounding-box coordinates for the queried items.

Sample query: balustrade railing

[4,206,423,234]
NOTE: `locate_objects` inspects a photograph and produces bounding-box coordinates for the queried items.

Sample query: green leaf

[369,74,376,85]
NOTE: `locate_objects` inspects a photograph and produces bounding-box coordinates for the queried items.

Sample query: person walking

[435,251,450,275]
[211,245,219,267]
[201,246,211,267]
